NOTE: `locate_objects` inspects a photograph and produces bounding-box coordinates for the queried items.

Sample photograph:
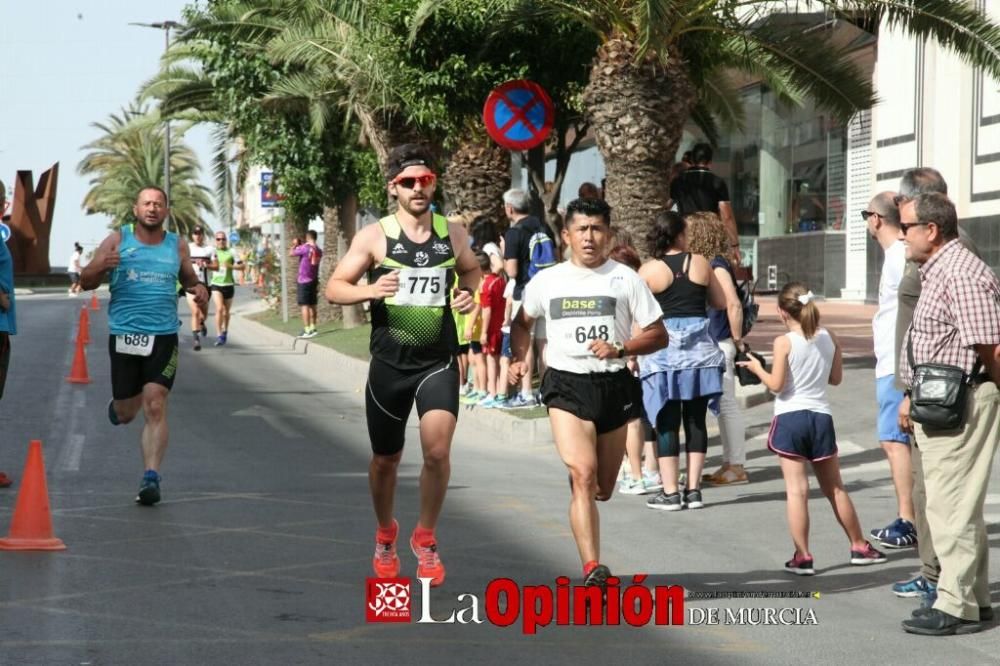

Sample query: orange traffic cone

[66,334,91,384]
[89,291,100,311]
[0,440,67,551]
[78,305,90,345]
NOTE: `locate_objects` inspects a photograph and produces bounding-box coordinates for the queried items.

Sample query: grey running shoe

[646,491,684,511]
[684,488,704,509]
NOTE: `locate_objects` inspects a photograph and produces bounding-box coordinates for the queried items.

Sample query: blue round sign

[0,222,10,244]
[229,231,240,243]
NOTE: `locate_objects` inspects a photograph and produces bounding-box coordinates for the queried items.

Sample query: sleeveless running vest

[109,226,182,335]
[369,214,458,369]
[211,248,236,286]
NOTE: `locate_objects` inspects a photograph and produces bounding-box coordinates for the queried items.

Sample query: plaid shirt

[899,239,1000,387]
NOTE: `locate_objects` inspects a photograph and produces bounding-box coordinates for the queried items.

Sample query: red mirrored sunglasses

[392,173,436,189]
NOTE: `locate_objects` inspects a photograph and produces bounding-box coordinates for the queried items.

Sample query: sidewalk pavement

[231,297,882,446]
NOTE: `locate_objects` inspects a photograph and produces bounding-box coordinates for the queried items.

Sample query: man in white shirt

[864,192,917,549]
[509,198,666,587]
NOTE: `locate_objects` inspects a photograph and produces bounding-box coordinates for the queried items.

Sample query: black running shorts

[210,284,235,300]
[540,367,641,435]
[108,334,179,400]
[296,281,319,306]
[366,356,459,456]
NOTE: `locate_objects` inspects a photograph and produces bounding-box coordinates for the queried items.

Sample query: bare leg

[112,394,144,425]
[642,440,658,474]
[415,409,456,530]
[212,290,226,335]
[549,408,601,566]
[370,451,402,528]
[778,455,811,556]
[221,298,232,332]
[485,353,499,397]
[139,383,170,471]
[881,442,915,522]
[812,457,867,548]
[625,419,643,480]
[186,294,202,334]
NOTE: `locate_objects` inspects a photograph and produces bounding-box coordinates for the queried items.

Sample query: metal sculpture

[8,163,58,275]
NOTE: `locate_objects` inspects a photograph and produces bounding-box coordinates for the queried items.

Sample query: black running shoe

[193,332,201,351]
[584,564,611,587]
[200,323,207,336]
[136,471,161,506]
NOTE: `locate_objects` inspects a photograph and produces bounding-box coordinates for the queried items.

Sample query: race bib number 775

[388,267,447,307]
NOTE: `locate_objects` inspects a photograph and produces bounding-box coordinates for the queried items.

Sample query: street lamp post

[130,20,183,228]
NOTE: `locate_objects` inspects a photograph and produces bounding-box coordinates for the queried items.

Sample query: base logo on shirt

[549,296,617,319]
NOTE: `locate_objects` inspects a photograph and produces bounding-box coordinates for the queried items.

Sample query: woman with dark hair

[639,211,726,511]
[469,217,503,273]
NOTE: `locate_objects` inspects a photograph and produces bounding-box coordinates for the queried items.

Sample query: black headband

[387,158,429,182]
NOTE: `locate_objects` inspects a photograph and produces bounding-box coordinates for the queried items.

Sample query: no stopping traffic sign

[483,80,554,151]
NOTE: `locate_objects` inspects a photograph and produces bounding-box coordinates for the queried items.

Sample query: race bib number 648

[547,296,618,356]
[115,333,154,357]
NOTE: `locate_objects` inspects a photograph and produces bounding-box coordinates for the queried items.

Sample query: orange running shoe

[372,520,400,578]
[410,532,446,587]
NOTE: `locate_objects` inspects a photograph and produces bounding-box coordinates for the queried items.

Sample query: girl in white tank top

[738,282,887,575]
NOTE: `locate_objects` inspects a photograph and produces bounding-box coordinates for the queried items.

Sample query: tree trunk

[316,204,342,325]
[439,130,510,229]
[280,212,308,319]
[525,120,589,238]
[583,35,696,256]
[337,193,366,328]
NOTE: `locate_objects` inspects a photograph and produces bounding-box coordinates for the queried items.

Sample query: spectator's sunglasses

[899,221,932,235]
[193,229,204,236]
[215,235,226,242]
[859,210,883,221]
[392,173,436,189]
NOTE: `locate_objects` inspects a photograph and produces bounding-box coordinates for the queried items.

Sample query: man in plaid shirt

[897,192,1000,636]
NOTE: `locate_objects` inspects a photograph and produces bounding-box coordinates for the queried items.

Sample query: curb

[233,313,555,446]
[233,311,772,445]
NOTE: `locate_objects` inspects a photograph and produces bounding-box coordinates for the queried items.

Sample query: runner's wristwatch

[613,341,625,358]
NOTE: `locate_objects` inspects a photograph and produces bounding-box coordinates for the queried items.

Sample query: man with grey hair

[864,192,916,551]
[886,168,980,607]
[503,188,556,408]
[897,192,1000,636]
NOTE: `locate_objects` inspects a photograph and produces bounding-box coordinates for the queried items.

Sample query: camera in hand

[735,346,767,386]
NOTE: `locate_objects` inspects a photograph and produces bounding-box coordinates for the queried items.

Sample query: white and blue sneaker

[893,575,935,599]
[506,394,536,409]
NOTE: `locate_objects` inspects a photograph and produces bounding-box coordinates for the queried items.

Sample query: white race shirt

[872,240,905,378]
[189,242,215,284]
[68,251,82,273]
[521,259,663,374]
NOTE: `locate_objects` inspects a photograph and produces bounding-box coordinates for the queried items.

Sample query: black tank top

[654,252,707,318]
[368,214,458,370]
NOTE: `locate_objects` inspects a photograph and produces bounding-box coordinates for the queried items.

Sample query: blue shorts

[876,374,910,444]
[768,410,838,462]
[500,331,512,359]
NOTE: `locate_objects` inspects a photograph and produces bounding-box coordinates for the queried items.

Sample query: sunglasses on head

[860,210,882,221]
[392,174,436,189]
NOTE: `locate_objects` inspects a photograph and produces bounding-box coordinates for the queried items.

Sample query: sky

[0,0,216,268]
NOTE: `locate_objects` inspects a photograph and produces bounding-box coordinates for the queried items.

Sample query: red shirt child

[479,272,506,355]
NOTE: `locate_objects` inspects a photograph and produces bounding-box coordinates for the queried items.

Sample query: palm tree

[414,0,1000,251]
[77,105,214,236]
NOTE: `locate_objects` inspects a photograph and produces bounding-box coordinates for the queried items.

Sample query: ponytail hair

[778,282,820,339]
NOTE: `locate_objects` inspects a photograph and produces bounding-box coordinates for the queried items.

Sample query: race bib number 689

[115,333,154,357]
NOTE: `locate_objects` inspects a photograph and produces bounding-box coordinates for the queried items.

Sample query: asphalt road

[1,292,998,665]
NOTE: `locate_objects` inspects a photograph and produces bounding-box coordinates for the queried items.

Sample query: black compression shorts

[108,334,179,400]
[366,356,459,456]
[210,284,235,300]
[540,367,641,435]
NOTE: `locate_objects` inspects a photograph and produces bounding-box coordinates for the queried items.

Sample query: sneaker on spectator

[641,471,663,492]
[506,394,535,409]
[878,518,918,549]
[870,517,903,541]
[459,383,470,397]
[484,395,508,409]
[684,488,705,509]
[477,395,498,408]
[646,491,684,511]
[850,542,888,565]
[893,575,935,599]
[460,391,484,405]
[784,552,816,576]
[618,478,648,495]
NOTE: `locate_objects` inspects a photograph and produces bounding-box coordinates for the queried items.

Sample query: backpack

[526,222,557,278]
[735,277,759,338]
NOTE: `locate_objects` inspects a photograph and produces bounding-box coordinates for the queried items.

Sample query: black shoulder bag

[906,337,981,430]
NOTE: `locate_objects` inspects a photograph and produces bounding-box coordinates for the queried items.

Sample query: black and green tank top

[369,214,458,369]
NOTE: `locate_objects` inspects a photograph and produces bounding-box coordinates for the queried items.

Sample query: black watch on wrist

[613,341,625,358]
